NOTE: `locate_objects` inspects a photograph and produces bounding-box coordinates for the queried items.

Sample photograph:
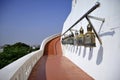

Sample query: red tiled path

[28,36,94,80]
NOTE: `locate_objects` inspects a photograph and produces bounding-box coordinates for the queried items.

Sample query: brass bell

[62,37,66,45]
[77,27,84,46]
[74,30,79,45]
[84,24,96,47]
[80,27,84,34]
[67,32,74,45]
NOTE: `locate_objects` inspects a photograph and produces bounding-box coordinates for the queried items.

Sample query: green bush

[0,42,39,69]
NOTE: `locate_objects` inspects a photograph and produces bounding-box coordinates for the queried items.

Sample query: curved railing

[0,33,60,80]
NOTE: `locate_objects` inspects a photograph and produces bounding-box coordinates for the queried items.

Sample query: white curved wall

[0,33,60,80]
[62,0,120,80]
[40,33,61,51]
[0,50,43,80]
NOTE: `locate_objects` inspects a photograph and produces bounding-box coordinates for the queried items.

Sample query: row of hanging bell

[62,32,74,45]
[62,24,96,47]
[74,24,96,47]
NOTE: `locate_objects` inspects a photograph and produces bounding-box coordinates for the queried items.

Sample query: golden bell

[67,33,74,45]
[78,27,84,45]
[62,37,67,45]
[87,24,92,31]
[80,27,84,34]
[84,24,96,47]
[74,30,79,45]
[74,27,84,46]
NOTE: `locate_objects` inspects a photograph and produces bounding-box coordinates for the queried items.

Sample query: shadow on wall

[99,30,115,37]
[83,47,86,58]
[83,47,93,59]
[78,46,81,56]
[88,48,93,60]
[81,46,103,65]
[65,43,103,65]
[96,45,103,65]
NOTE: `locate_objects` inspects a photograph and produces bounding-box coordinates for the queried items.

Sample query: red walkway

[28,36,94,80]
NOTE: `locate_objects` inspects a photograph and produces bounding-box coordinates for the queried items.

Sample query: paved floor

[28,36,94,80]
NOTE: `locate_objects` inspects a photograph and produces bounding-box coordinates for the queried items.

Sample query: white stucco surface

[62,0,120,80]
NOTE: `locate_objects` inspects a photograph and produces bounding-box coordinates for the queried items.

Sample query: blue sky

[0,0,71,46]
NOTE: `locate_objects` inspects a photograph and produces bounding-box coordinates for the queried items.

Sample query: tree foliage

[0,42,39,69]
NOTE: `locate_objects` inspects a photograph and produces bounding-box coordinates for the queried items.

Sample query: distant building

[31,45,40,50]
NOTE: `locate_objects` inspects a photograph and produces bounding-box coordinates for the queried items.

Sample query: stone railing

[0,50,43,80]
[0,33,60,80]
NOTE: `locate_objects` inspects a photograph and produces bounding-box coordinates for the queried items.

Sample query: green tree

[0,42,34,69]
